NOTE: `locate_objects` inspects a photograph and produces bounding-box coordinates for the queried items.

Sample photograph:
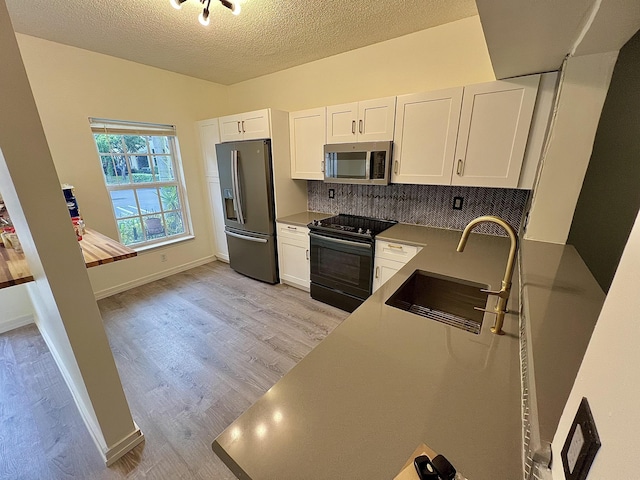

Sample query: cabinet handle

[287,226,297,230]
[351,120,356,134]
[375,266,380,279]
[306,249,309,261]
[456,159,464,176]
[387,243,404,250]
[394,160,399,174]
[241,120,245,133]
[359,119,363,134]
[321,160,325,173]
[237,121,241,133]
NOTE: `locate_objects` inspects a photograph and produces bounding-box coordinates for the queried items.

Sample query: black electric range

[307,214,397,312]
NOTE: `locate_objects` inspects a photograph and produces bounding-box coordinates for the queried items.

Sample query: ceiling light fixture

[172,0,241,27]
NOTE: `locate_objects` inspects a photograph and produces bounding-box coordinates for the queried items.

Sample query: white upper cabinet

[392,88,463,185]
[289,107,326,180]
[326,96,396,144]
[452,75,540,188]
[219,109,271,143]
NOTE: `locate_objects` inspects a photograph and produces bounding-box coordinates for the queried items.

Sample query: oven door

[309,232,373,300]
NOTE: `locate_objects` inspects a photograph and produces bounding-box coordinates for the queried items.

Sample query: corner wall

[525,52,618,244]
[14,34,230,297]
[567,30,640,292]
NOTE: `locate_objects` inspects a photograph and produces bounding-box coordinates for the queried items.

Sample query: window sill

[133,235,195,253]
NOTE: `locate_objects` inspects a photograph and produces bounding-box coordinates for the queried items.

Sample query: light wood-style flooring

[0,261,348,479]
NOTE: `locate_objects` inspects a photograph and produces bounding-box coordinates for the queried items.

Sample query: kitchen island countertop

[213,226,523,480]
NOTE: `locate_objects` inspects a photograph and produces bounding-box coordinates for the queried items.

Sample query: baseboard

[0,313,35,334]
[215,254,229,263]
[94,255,217,300]
[104,423,145,466]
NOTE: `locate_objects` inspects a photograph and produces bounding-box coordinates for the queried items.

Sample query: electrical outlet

[329,189,335,199]
[453,197,464,210]
[160,254,167,262]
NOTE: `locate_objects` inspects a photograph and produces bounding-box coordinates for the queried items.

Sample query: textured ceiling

[5,0,478,85]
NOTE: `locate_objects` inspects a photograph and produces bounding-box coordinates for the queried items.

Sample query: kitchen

[1,1,639,479]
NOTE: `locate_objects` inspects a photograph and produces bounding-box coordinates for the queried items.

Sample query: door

[225,227,278,284]
[216,140,275,235]
[309,232,373,299]
[219,114,244,143]
[358,97,396,142]
[241,109,271,140]
[392,88,463,184]
[326,102,358,144]
[373,257,403,292]
[207,178,229,262]
[452,75,540,188]
[289,108,326,180]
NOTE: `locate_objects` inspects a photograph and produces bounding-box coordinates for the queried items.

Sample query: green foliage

[160,186,180,211]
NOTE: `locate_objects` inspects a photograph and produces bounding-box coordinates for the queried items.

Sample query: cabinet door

[326,102,358,144]
[373,257,403,292]
[452,75,540,188]
[198,119,221,177]
[206,177,229,262]
[290,108,326,180]
[219,114,244,143]
[358,96,396,142]
[392,88,463,184]
[241,109,271,140]
[277,223,310,291]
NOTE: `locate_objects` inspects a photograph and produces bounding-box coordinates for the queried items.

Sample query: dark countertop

[213,227,523,480]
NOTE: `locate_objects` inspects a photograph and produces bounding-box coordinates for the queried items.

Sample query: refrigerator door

[225,227,278,284]
[216,140,275,235]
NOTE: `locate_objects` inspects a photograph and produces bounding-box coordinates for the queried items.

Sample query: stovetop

[308,214,397,240]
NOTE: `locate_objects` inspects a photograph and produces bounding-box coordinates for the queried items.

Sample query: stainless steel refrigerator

[215,139,278,284]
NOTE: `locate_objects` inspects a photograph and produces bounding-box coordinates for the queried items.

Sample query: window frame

[90,118,192,249]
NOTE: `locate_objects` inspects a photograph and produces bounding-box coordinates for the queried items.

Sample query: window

[90,118,190,247]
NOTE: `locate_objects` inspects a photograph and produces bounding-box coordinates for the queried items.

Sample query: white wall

[0,0,141,464]
[551,209,640,479]
[226,16,495,113]
[0,284,34,333]
[525,52,618,244]
[15,34,230,297]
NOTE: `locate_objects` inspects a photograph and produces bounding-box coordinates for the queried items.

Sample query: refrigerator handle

[231,150,245,225]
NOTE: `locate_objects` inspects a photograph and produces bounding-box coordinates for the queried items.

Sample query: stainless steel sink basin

[385,270,489,334]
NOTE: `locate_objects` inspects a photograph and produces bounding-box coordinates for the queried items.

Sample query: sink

[385,270,489,334]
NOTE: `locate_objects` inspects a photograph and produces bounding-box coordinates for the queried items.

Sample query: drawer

[277,222,310,242]
[375,240,422,263]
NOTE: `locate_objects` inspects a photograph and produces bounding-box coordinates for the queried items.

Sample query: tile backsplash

[307,182,530,236]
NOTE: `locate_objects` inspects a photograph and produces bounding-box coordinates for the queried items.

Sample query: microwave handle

[365,151,371,179]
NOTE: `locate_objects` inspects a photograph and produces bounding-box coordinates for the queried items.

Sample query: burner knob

[365,229,372,235]
[358,227,363,234]
[313,220,320,226]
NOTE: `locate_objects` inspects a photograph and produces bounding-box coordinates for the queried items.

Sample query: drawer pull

[387,244,404,250]
[287,226,297,230]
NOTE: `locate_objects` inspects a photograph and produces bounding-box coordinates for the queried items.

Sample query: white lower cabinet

[276,222,310,291]
[373,240,422,292]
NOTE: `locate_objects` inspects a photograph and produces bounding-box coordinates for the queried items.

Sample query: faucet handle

[474,306,497,315]
[480,287,502,295]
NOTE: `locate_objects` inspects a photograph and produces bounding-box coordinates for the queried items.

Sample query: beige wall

[15,34,229,296]
[226,16,495,113]
[525,52,618,244]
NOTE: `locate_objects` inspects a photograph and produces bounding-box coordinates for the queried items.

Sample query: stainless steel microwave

[323,141,392,185]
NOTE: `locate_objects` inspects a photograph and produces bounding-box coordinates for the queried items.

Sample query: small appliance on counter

[307,213,396,312]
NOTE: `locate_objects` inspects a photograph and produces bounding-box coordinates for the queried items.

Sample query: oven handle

[309,232,372,249]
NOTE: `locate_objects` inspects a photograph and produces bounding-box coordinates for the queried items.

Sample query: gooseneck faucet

[457,216,518,335]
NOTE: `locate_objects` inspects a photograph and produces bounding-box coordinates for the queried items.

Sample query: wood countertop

[0,228,136,289]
